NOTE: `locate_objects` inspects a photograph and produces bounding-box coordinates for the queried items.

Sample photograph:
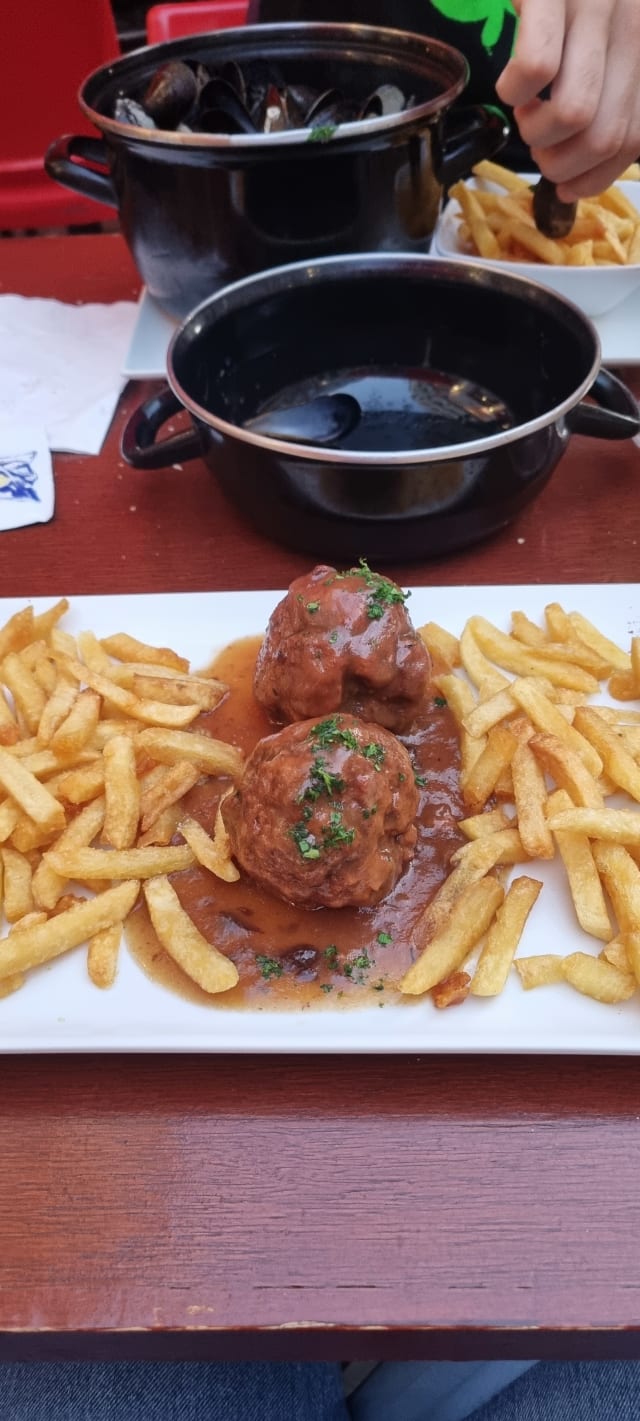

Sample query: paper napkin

[0,295,138,455]
[0,420,54,531]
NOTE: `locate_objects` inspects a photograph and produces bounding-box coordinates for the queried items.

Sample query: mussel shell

[198,78,258,135]
[304,88,350,127]
[358,83,407,120]
[143,60,198,128]
[220,59,247,106]
[114,96,156,129]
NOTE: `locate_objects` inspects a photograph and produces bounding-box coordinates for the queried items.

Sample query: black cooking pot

[121,255,640,563]
[45,23,508,318]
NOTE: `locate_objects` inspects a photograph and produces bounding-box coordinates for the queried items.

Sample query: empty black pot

[45,23,508,317]
[121,255,640,562]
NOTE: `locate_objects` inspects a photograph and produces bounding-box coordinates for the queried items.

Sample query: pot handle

[566,367,640,441]
[121,387,204,470]
[438,105,510,190]
[44,135,117,208]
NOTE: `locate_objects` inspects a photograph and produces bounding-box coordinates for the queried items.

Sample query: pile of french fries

[449,160,640,267]
[0,600,243,1000]
[401,607,640,1008]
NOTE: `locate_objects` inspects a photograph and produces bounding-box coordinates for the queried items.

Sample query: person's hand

[495,0,640,199]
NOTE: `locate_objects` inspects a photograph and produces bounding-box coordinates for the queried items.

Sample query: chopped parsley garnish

[343,962,354,979]
[372,981,385,992]
[323,944,338,964]
[299,755,345,803]
[320,983,334,994]
[337,557,409,621]
[307,122,337,143]
[377,931,392,945]
[309,716,359,751]
[353,952,372,970]
[290,822,321,859]
[362,805,377,819]
[328,630,339,644]
[434,695,448,708]
[414,774,428,788]
[322,809,355,850]
[306,600,320,613]
[256,954,283,980]
[362,741,385,771]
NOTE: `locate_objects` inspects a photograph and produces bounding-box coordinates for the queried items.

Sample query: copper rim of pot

[165,253,603,465]
[78,21,470,150]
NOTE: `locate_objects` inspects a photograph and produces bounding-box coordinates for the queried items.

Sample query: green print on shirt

[429,0,516,52]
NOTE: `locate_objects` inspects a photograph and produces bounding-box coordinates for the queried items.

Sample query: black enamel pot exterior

[120,256,640,563]
[45,23,509,317]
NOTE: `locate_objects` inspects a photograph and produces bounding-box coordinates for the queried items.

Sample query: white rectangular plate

[122,281,640,380]
[1,584,639,1055]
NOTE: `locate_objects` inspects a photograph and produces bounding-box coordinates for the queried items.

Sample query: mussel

[142,60,198,128]
[113,55,408,138]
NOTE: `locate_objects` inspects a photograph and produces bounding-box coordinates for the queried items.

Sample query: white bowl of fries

[433,161,640,318]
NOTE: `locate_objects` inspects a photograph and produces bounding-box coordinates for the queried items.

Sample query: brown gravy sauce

[125,636,466,1010]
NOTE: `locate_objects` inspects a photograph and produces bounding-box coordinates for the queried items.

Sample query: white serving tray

[1,585,639,1054]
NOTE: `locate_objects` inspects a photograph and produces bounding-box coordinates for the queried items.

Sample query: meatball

[223,712,418,909]
[253,562,430,732]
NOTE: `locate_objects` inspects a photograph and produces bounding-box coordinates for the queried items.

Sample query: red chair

[146,2,249,44]
[1,3,121,229]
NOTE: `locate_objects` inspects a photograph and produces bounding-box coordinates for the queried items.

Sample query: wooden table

[1,233,640,1363]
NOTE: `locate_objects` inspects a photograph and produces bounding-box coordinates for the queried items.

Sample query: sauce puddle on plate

[125,636,466,1010]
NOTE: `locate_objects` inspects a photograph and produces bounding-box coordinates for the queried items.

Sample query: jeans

[0,1362,348,1421]
[2,1360,640,1420]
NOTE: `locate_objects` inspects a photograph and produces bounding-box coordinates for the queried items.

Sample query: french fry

[463,686,516,738]
[566,611,631,672]
[547,790,612,942]
[31,598,69,640]
[529,731,605,809]
[458,807,512,839]
[602,937,631,972]
[433,672,485,787]
[0,973,24,999]
[608,669,639,701]
[511,611,546,648]
[0,689,19,746]
[54,656,202,730]
[417,621,461,670]
[87,923,121,989]
[0,800,19,843]
[591,841,640,933]
[459,622,509,696]
[515,954,564,989]
[100,632,189,673]
[143,875,238,994]
[509,678,602,778]
[1,653,46,734]
[55,760,106,805]
[573,706,640,801]
[471,875,542,995]
[450,826,527,870]
[135,727,244,779]
[132,672,226,711]
[0,606,35,661]
[36,677,78,746]
[511,743,554,859]
[622,931,640,986]
[473,160,530,192]
[461,723,519,813]
[0,880,139,981]
[0,746,65,833]
[1,846,35,922]
[431,971,471,1008]
[137,805,182,847]
[49,689,101,762]
[547,807,640,846]
[44,844,195,880]
[103,735,140,850]
[179,802,240,884]
[32,797,106,911]
[400,876,504,996]
[561,951,636,1003]
[139,762,200,834]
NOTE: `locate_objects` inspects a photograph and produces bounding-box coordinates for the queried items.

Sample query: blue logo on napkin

[0,452,41,501]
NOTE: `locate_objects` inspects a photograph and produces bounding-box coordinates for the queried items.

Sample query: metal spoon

[532,174,578,240]
[243,393,361,445]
